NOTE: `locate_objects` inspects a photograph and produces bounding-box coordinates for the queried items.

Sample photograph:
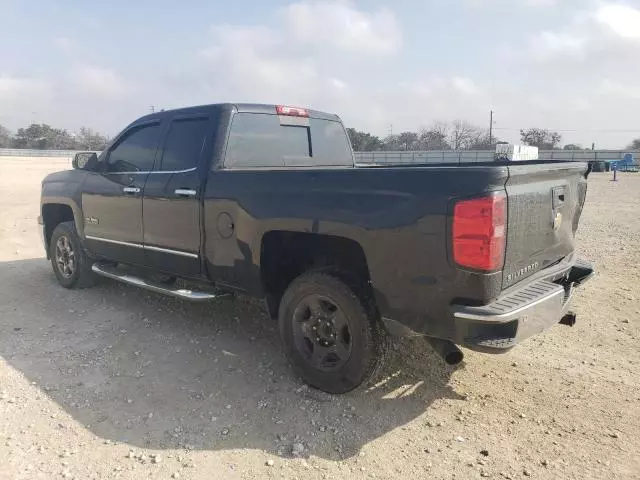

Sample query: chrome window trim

[145,244,199,259]
[85,235,144,249]
[102,167,197,175]
[85,235,198,259]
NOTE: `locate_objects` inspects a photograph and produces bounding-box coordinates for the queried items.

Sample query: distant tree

[417,122,451,150]
[12,124,77,149]
[449,120,482,150]
[397,131,419,151]
[382,134,402,151]
[346,128,383,152]
[520,128,562,149]
[13,124,45,148]
[0,124,12,148]
[563,143,583,151]
[627,138,640,150]
[54,130,77,149]
[76,127,109,150]
[467,131,501,150]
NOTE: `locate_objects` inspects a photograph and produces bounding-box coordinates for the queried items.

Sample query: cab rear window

[223,113,352,168]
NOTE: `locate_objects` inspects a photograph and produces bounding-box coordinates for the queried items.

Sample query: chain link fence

[0,149,101,158]
[354,150,639,165]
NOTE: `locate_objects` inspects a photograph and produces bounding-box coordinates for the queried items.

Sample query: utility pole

[489,110,494,146]
[150,105,155,113]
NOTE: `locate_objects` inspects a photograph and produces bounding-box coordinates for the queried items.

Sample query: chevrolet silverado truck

[39,103,594,393]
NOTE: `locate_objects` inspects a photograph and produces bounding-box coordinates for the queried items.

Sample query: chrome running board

[92,263,220,301]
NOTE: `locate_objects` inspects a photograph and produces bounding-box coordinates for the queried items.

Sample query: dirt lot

[0,157,638,480]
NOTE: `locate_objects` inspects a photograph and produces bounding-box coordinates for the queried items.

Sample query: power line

[493,127,640,133]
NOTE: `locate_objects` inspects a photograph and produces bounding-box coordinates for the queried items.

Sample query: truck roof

[137,103,342,123]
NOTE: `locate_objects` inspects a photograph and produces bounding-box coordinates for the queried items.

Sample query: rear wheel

[279,272,387,394]
[49,221,95,289]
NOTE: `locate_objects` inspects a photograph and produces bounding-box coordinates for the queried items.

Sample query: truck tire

[49,221,95,289]
[279,272,387,394]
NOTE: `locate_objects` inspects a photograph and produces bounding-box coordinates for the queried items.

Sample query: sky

[0,0,639,148]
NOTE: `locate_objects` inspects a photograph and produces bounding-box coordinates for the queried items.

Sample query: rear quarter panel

[203,165,509,335]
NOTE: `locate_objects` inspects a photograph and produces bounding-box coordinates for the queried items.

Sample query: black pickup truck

[39,103,594,393]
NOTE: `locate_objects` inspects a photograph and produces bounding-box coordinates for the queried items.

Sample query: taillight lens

[453,193,506,272]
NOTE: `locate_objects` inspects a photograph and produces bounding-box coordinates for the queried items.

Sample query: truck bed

[204,160,589,341]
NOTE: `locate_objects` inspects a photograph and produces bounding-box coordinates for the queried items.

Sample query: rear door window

[159,117,209,171]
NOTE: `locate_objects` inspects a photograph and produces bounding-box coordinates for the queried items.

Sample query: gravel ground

[0,157,638,480]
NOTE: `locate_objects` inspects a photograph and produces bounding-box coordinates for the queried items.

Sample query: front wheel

[49,221,95,289]
[279,272,387,394]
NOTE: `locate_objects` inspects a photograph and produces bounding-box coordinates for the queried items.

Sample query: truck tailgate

[502,162,588,289]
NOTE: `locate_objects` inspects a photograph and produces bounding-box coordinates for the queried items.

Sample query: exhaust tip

[426,337,464,365]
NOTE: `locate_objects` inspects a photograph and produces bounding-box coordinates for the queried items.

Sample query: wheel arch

[259,230,374,319]
[41,202,80,253]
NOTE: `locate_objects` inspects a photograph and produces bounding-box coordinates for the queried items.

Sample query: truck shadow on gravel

[0,259,464,460]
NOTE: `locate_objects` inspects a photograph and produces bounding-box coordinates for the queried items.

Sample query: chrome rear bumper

[451,258,594,352]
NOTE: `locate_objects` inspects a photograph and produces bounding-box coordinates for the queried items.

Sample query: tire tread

[50,221,95,289]
[279,271,387,393]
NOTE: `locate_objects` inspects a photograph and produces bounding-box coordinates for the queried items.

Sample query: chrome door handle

[175,189,196,197]
[123,187,141,194]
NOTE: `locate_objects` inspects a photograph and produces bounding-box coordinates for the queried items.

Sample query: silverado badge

[506,261,540,282]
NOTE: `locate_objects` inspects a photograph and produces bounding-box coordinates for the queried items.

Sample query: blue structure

[610,153,638,172]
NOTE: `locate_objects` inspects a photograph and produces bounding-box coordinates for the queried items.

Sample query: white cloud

[0,68,133,130]
[595,4,640,40]
[0,75,51,122]
[501,2,640,146]
[466,0,558,7]
[0,74,52,126]
[199,25,279,61]
[329,78,348,89]
[523,0,556,5]
[70,66,132,98]
[0,75,26,98]
[195,0,401,114]
[533,31,587,58]
[452,77,480,95]
[597,79,640,100]
[199,25,318,103]
[531,3,640,61]
[0,74,48,99]
[53,37,75,53]
[284,1,401,55]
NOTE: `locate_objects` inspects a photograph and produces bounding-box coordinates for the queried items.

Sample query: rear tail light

[276,105,309,117]
[453,193,506,272]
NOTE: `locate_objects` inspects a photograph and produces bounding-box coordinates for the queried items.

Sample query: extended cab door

[141,114,211,277]
[82,121,162,265]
